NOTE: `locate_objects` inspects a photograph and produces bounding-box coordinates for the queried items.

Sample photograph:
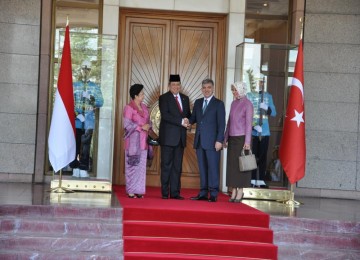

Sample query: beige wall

[296,0,360,199]
[0,0,41,182]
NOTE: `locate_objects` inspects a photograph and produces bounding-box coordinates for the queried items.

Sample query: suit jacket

[159,91,191,147]
[189,96,225,150]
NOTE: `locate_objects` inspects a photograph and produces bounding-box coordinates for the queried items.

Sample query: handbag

[239,149,257,172]
[147,128,159,146]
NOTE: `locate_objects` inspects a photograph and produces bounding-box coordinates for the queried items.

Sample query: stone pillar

[298,0,360,198]
[0,0,41,182]
[220,0,246,192]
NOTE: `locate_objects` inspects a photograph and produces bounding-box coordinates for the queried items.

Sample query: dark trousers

[251,135,269,181]
[69,128,92,171]
[196,147,220,198]
[160,143,184,197]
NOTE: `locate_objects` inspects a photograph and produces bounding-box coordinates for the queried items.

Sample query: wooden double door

[114,9,226,188]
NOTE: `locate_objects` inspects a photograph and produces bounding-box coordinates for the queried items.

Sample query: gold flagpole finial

[66,15,69,26]
[299,17,304,40]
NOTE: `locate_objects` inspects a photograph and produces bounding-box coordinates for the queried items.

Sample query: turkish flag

[48,25,76,172]
[279,40,306,184]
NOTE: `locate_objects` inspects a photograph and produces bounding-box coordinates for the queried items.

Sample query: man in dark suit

[189,78,226,202]
[159,74,191,200]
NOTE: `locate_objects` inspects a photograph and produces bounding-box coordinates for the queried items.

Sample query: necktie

[175,95,182,112]
[202,99,208,114]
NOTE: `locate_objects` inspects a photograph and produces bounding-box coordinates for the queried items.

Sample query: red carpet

[114,185,277,260]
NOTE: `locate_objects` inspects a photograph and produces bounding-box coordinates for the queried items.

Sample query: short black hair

[129,84,144,99]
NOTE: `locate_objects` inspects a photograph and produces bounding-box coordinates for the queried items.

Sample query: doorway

[113,9,226,187]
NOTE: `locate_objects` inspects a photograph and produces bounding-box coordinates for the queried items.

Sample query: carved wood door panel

[170,20,221,188]
[114,10,225,188]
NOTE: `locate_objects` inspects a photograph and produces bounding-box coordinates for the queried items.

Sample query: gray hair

[201,78,214,86]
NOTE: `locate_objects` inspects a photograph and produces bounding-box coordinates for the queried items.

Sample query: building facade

[0,0,359,200]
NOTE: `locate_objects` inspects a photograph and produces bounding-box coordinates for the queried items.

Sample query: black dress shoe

[208,196,217,202]
[171,196,185,200]
[190,195,208,201]
[162,196,168,199]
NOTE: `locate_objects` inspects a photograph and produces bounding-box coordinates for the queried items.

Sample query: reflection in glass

[52,32,117,183]
[245,0,290,44]
[235,42,298,187]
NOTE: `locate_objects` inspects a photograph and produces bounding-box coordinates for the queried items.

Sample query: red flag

[48,25,76,172]
[279,40,306,184]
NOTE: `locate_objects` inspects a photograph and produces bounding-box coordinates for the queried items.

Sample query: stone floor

[1,182,359,259]
[0,182,359,222]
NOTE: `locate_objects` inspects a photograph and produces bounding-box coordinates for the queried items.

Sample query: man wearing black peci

[159,74,191,200]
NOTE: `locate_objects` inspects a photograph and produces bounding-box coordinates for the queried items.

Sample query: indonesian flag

[279,40,306,184]
[48,25,76,172]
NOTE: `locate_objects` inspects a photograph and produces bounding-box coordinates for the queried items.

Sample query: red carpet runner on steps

[113,185,277,260]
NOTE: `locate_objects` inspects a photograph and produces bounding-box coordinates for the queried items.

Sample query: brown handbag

[239,149,257,172]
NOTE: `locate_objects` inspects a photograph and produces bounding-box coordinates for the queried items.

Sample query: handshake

[182,118,191,130]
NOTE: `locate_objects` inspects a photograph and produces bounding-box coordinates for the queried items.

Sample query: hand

[142,124,150,131]
[254,125,262,133]
[260,102,268,111]
[223,142,228,149]
[186,124,192,130]
[243,144,250,150]
[182,118,190,128]
[215,142,222,151]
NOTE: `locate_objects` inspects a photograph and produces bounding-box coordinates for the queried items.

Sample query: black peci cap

[169,74,181,82]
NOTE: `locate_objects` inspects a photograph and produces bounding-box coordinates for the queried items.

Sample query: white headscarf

[232,81,247,98]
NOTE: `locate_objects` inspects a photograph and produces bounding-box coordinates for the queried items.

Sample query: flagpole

[47,18,75,193]
[281,183,301,206]
[279,17,305,207]
[48,170,75,193]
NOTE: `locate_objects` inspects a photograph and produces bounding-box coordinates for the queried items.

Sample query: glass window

[235,42,298,186]
[48,0,116,185]
[245,0,290,44]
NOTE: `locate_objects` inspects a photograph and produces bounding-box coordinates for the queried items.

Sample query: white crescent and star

[290,109,304,127]
[292,77,304,103]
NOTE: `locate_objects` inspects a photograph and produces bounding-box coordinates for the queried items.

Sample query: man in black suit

[189,79,225,202]
[159,74,191,199]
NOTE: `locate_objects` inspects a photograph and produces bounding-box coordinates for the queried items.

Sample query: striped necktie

[175,95,182,112]
[202,99,208,114]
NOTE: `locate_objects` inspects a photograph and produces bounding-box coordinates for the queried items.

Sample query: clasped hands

[182,118,191,130]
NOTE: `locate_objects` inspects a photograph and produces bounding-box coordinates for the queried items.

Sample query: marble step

[274,230,360,251]
[278,245,360,260]
[270,216,360,259]
[0,218,121,238]
[0,250,123,260]
[0,236,123,252]
[270,216,360,234]
[0,205,122,221]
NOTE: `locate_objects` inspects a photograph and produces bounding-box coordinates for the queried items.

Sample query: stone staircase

[270,216,360,260]
[0,204,123,259]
